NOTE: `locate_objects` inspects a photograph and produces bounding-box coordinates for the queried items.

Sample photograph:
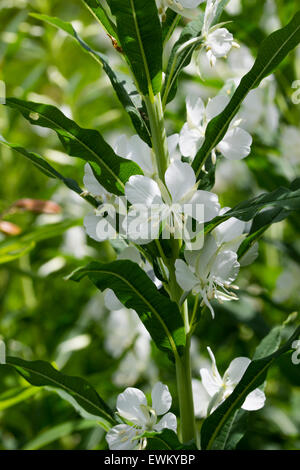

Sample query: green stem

[144,93,169,181]
[175,336,197,444]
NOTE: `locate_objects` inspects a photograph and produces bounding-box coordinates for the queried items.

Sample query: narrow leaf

[107,0,163,96]
[5,97,143,195]
[69,260,185,358]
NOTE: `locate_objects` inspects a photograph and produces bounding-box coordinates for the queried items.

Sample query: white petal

[213,216,246,245]
[83,163,106,196]
[154,412,177,433]
[192,379,211,418]
[206,28,233,58]
[218,127,252,160]
[239,242,259,266]
[206,95,230,121]
[165,161,196,202]
[106,424,139,450]
[83,214,101,241]
[128,135,154,176]
[104,289,123,311]
[242,388,266,411]
[190,190,220,222]
[175,259,199,292]
[179,123,203,159]
[167,134,181,162]
[186,96,205,127]
[224,357,251,386]
[125,175,162,206]
[114,134,129,157]
[211,250,240,284]
[180,0,204,7]
[116,387,147,425]
[151,382,172,415]
[200,368,222,397]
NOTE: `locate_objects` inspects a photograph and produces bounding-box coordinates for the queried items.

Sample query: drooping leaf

[2,356,115,430]
[193,11,300,178]
[0,139,98,207]
[30,14,151,145]
[107,0,163,96]
[4,98,143,195]
[200,325,300,450]
[69,260,185,358]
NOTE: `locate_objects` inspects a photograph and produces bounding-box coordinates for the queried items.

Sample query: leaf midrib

[7,358,114,424]
[84,266,180,358]
[7,99,125,190]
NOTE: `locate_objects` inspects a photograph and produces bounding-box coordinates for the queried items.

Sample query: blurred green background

[0,0,299,450]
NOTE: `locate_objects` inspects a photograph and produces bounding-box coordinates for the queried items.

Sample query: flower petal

[175,259,199,292]
[116,387,147,425]
[218,127,252,160]
[179,123,203,159]
[83,163,106,196]
[200,367,222,397]
[206,28,233,58]
[125,175,162,206]
[106,424,140,450]
[190,190,220,222]
[192,379,211,418]
[165,160,196,202]
[211,250,240,284]
[83,214,101,241]
[213,216,246,245]
[154,412,177,433]
[151,382,172,415]
[206,95,230,121]
[242,388,266,411]
[187,96,205,128]
[224,357,251,386]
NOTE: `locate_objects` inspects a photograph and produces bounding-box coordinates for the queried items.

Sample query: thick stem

[175,336,197,444]
[144,93,169,181]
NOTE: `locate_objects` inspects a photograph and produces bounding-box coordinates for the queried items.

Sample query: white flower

[193,347,266,417]
[106,382,177,450]
[179,94,252,161]
[124,160,220,245]
[83,163,122,242]
[200,0,239,67]
[156,0,204,21]
[114,134,157,179]
[175,212,249,317]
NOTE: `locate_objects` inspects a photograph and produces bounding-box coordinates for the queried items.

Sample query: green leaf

[192,11,300,178]
[30,13,151,146]
[107,0,163,96]
[22,419,98,450]
[162,10,180,45]
[143,429,197,450]
[69,260,185,358]
[0,139,98,207]
[205,184,300,235]
[81,0,119,41]
[2,356,115,430]
[200,325,300,450]
[0,239,35,264]
[4,97,143,195]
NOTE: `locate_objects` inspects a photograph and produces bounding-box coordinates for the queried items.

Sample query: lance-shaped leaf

[4,98,143,195]
[107,0,163,96]
[0,139,98,207]
[200,325,300,450]
[30,13,151,146]
[205,184,300,235]
[69,260,185,358]
[193,11,300,177]
[82,0,118,41]
[1,356,115,430]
